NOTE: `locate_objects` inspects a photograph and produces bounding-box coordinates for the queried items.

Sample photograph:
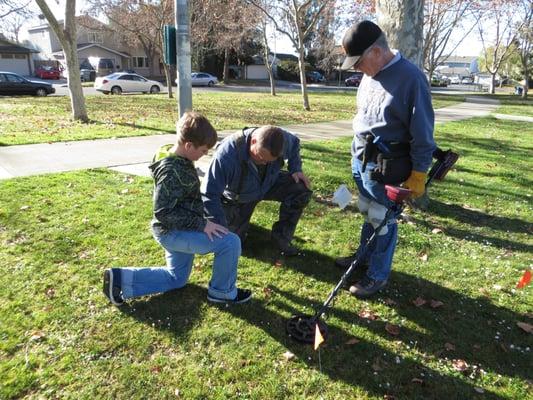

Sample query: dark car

[306,71,325,83]
[0,71,55,96]
[345,73,363,87]
[35,66,61,80]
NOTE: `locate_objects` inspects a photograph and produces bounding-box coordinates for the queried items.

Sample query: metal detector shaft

[311,205,400,323]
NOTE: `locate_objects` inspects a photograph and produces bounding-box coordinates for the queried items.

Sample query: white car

[191,72,218,87]
[449,76,461,84]
[94,72,163,95]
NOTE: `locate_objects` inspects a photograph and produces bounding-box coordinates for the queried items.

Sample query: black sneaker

[349,276,387,299]
[335,254,357,269]
[207,288,253,304]
[103,268,124,306]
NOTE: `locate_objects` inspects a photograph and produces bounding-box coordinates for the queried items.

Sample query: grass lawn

[490,95,533,117]
[1,114,532,399]
[0,92,464,146]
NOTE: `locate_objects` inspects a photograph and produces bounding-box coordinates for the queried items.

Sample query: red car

[35,66,61,80]
[345,73,363,87]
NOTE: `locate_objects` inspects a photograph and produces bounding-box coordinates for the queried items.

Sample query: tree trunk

[35,0,88,122]
[163,62,173,99]
[261,21,276,96]
[490,72,496,94]
[522,70,528,99]
[223,48,230,83]
[376,0,424,69]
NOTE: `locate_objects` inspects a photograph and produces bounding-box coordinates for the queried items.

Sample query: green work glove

[403,170,427,198]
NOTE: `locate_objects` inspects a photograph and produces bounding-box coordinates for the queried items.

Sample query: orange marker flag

[314,323,325,350]
[517,269,532,289]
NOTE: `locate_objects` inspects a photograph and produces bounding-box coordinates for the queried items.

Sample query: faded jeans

[120,229,241,300]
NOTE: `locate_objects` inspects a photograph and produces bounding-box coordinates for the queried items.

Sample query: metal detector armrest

[385,185,412,203]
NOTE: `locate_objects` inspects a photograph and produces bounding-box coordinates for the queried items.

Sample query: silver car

[191,72,218,87]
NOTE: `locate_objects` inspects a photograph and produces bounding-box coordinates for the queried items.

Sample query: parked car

[306,71,325,83]
[80,69,96,82]
[0,71,55,96]
[35,66,61,80]
[191,72,218,87]
[345,73,363,87]
[461,77,473,84]
[94,72,163,95]
[449,76,461,84]
[430,75,448,87]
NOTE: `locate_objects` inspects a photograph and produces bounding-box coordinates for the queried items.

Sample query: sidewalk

[0,97,501,180]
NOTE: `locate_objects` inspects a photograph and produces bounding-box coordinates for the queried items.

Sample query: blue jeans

[352,157,401,281]
[120,230,241,300]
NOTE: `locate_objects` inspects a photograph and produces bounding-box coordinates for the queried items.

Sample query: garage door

[246,65,268,80]
[0,55,29,76]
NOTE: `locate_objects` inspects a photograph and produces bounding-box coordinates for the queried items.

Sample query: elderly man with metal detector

[335,20,436,298]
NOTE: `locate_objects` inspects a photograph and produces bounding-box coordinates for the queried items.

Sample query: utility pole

[175,0,192,117]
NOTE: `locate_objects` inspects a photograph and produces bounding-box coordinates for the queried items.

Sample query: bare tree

[423,0,477,80]
[516,0,533,98]
[35,0,88,122]
[191,0,259,84]
[249,0,335,111]
[0,0,32,19]
[259,16,276,95]
[477,0,524,94]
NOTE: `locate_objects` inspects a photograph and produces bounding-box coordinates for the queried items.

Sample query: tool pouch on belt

[360,134,411,184]
[370,152,412,184]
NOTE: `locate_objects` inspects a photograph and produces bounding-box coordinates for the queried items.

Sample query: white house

[0,38,38,75]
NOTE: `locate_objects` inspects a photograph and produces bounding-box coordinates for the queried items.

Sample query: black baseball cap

[340,20,383,70]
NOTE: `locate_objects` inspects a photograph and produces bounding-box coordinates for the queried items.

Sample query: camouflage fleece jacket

[149,144,206,235]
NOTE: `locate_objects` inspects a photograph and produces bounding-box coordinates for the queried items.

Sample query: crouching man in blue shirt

[335,21,436,298]
[201,126,312,256]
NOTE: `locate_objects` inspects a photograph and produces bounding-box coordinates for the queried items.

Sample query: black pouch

[370,153,412,184]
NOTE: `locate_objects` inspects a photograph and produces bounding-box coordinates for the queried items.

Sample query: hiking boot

[335,254,358,269]
[271,234,301,257]
[207,288,253,304]
[103,268,124,306]
[349,276,387,299]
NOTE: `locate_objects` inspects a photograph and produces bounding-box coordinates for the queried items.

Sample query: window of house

[14,54,26,59]
[88,32,103,44]
[1,54,14,59]
[132,57,149,68]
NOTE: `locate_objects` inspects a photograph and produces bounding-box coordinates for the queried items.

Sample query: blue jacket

[201,127,303,226]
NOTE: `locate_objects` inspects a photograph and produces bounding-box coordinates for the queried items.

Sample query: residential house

[238,52,299,80]
[435,55,478,79]
[0,37,38,75]
[26,15,157,78]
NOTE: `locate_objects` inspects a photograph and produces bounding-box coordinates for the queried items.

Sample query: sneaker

[207,288,253,304]
[349,276,387,299]
[335,254,357,269]
[103,268,124,306]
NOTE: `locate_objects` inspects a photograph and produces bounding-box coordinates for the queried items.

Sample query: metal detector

[286,148,459,344]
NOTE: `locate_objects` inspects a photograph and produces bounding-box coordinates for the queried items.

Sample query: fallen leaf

[283,351,295,361]
[473,344,481,350]
[492,284,502,291]
[45,287,55,298]
[383,395,396,400]
[19,205,30,211]
[444,342,456,351]
[29,331,45,341]
[411,378,424,384]
[474,387,485,394]
[419,252,428,262]
[274,259,283,268]
[345,337,360,345]
[500,343,508,353]
[121,189,129,194]
[263,287,273,298]
[358,309,379,320]
[517,322,533,334]
[431,228,443,234]
[452,359,469,372]
[385,323,400,336]
[384,298,397,306]
[430,300,444,309]
[412,297,427,307]
[151,366,161,373]
[174,388,180,397]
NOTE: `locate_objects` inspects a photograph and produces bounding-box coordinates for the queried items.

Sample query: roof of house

[0,39,38,54]
[51,43,130,58]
